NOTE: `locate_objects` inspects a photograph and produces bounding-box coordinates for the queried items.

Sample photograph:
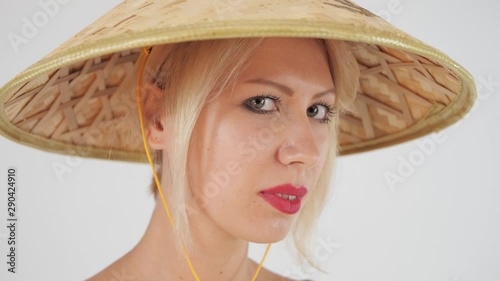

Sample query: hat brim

[0,0,476,162]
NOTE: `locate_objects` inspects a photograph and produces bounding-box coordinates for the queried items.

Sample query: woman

[0,1,475,280]
[86,37,358,280]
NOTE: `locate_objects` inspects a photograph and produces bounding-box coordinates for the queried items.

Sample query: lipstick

[259,184,308,215]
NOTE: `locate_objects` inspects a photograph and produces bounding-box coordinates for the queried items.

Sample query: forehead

[248,37,329,64]
[238,37,334,90]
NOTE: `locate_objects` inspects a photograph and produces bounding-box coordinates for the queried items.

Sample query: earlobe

[142,83,167,150]
[147,117,166,149]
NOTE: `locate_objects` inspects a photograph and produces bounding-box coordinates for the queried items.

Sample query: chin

[242,218,293,243]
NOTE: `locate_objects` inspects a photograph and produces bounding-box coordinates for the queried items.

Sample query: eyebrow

[244,78,335,99]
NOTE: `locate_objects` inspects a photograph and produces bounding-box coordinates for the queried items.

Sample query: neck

[129,198,255,281]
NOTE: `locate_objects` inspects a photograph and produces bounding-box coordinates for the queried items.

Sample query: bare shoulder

[86,262,132,281]
[85,253,139,281]
[86,266,112,281]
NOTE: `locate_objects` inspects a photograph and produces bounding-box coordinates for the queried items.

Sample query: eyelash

[243,93,336,124]
[314,100,336,124]
[242,93,281,115]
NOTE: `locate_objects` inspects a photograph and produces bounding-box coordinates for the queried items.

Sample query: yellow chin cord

[136,47,272,281]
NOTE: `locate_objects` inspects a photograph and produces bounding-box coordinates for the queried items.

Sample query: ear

[141,83,167,150]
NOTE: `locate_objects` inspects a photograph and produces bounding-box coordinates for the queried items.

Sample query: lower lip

[259,192,302,215]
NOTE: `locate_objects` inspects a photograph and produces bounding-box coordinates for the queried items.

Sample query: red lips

[259,183,308,214]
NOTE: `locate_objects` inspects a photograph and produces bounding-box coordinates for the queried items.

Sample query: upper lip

[260,183,308,198]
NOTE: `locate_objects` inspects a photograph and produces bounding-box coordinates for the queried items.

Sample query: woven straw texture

[0,0,476,162]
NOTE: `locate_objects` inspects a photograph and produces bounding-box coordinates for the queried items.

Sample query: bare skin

[88,37,334,281]
[87,203,297,281]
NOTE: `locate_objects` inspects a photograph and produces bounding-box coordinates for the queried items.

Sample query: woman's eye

[244,95,334,123]
[244,95,279,113]
[307,104,334,123]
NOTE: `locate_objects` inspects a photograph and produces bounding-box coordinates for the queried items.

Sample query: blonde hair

[139,37,359,271]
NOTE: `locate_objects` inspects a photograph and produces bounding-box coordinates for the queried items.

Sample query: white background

[0,1,498,281]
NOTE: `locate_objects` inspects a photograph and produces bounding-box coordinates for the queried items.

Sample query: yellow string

[250,243,272,281]
[136,47,271,281]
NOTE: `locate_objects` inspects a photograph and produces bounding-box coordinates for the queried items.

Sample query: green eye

[243,94,280,113]
[308,103,335,124]
[250,97,269,109]
[243,95,335,124]
[307,105,319,117]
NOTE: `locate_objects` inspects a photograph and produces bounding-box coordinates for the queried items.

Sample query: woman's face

[188,38,336,242]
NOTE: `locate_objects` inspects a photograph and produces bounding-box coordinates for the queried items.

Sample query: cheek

[314,127,334,173]
[189,114,264,209]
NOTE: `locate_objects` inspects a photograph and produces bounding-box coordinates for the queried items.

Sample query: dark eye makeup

[242,93,336,124]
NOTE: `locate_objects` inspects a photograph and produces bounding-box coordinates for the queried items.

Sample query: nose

[277,116,321,168]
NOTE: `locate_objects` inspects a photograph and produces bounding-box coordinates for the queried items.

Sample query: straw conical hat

[0,0,476,162]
